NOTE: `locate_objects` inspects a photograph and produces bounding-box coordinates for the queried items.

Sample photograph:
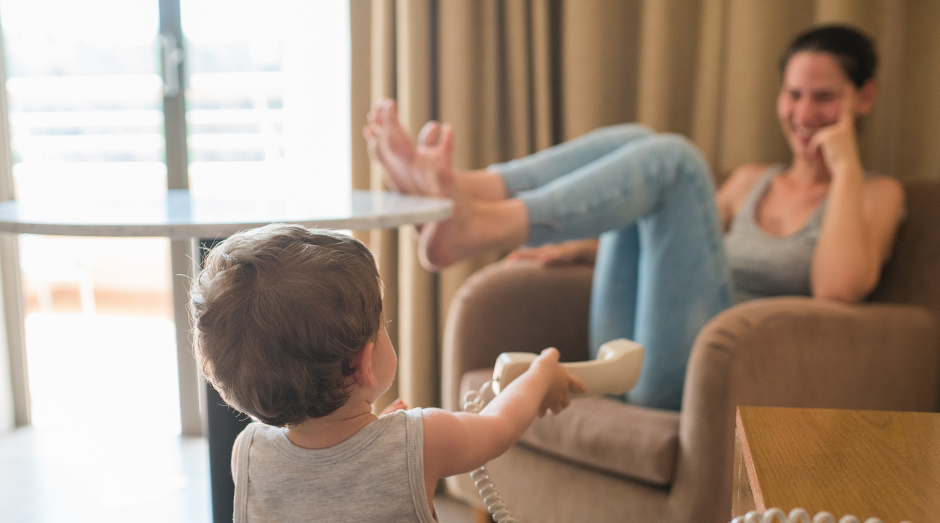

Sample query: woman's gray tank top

[724,165,825,303]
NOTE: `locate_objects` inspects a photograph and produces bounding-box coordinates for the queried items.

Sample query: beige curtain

[350,0,940,410]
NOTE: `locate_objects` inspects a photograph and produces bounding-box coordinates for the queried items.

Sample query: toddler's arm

[422,348,585,482]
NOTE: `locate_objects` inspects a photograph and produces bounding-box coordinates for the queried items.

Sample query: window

[0,0,350,436]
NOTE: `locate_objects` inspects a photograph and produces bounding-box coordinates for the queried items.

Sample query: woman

[363,25,905,410]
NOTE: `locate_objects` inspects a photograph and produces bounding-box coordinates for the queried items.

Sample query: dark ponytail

[780,25,877,88]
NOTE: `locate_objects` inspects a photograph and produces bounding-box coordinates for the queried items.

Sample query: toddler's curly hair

[190,224,382,426]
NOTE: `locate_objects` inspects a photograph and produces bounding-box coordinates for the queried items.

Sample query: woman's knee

[640,133,711,179]
[640,132,696,154]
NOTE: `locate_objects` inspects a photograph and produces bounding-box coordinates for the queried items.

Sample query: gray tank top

[724,166,825,303]
[233,408,437,523]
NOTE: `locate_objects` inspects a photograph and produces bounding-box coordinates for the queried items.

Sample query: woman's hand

[504,239,599,267]
[808,87,863,179]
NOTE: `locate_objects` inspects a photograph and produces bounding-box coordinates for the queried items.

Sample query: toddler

[190,223,584,522]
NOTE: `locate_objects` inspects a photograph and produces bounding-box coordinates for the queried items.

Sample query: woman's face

[777,51,869,160]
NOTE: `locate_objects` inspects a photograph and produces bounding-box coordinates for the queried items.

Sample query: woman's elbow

[812,270,879,303]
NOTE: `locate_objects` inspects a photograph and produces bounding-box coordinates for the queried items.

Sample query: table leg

[206,381,251,523]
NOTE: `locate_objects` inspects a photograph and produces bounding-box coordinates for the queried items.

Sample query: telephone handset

[491,338,645,396]
[464,338,645,522]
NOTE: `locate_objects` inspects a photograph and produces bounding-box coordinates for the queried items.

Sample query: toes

[440,123,453,144]
[375,99,393,126]
[385,99,399,127]
[418,121,441,146]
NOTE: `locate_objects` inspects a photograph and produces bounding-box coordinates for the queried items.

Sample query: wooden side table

[733,406,940,522]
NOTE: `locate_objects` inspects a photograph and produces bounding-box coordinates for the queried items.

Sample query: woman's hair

[780,24,877,88]
[190,223,382,426]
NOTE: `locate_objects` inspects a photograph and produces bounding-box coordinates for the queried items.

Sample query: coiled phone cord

[731,507,911,523]
[463,379,518,523]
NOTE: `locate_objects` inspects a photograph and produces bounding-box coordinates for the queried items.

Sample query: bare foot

[418,181,529,271]
[363,99,453,197]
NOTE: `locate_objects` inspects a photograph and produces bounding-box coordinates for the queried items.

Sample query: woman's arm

[810,92,905,303]
[812,172,904,302]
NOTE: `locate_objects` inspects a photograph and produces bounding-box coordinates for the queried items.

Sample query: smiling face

[777,51,873,161]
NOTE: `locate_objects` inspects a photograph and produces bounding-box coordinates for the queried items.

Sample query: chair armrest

[688,296,940,413]
[441,261,594,411]
[672,296,940,523]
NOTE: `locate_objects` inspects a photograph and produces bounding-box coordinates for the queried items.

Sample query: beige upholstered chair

[442,181,940,523]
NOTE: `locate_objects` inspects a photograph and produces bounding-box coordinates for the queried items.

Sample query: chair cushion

[460,369,681,486]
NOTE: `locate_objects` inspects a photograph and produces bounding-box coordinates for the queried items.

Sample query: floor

[0,426,477,523]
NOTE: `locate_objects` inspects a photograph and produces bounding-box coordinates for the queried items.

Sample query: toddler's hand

[531,348,586,416]
[380,398,408,415]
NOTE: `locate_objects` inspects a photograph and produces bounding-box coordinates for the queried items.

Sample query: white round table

[0,188,452,522]
[0,188,453,238]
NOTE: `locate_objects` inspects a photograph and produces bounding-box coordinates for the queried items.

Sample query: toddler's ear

[352,341,378,388]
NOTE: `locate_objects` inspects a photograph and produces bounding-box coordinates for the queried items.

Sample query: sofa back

[869,180,940,314]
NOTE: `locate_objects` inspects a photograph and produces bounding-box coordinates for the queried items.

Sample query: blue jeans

[491,125,734,410]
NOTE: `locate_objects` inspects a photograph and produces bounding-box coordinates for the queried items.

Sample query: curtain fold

[350,0,940,411]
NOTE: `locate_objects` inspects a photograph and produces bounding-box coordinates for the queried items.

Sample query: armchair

[442,181,940,523]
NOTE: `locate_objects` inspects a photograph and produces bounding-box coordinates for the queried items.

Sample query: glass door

[0,0,181,436]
